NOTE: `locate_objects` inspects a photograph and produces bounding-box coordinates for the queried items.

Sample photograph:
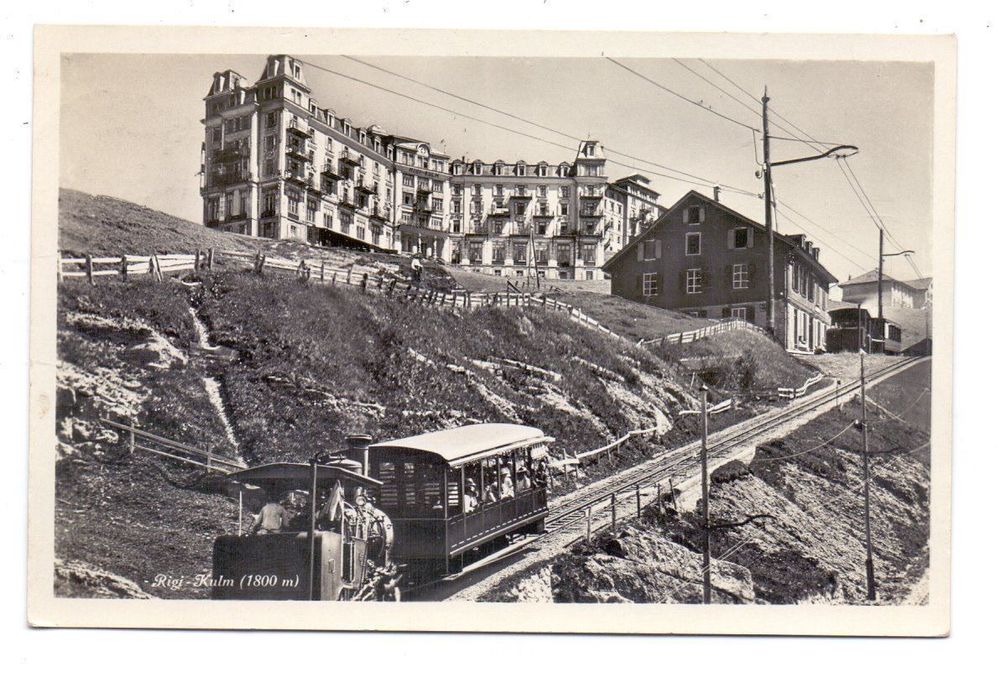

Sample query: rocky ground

[482,396,931,605]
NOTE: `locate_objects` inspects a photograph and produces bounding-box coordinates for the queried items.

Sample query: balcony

[533,206,554,218]
[211,169,251,187]
[509,189,533,199]
[579,205,603,218]
[340,150,362,167]
[284,170,310,187]
[286,120,311,138]
[215,144,249,163]
[356,183,377,197]
[579,189,604,200]
[321,163,343,180]
[286,144,311,162]
[488,202,510,216]
[371,205,390,221]
[338,195,357,211]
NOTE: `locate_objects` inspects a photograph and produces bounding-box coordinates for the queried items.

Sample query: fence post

[120,255,128,282]
[611,493,617,530]
[207,248,214,271]
[85,254,94,285]
[669,477,677,509]
[836,379,842,409]
[346,265,353,285]
[128,419,135,455]
[377,274,384,291]
[586,506,592,543]
[360,273,368,293]
[635,484,641,518]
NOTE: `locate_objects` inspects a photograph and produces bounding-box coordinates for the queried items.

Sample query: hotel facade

[200,55,662,280]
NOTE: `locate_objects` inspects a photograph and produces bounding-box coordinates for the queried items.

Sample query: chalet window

[642,273,659,296]
[731,307,748,321]
[638,239,660,262]
[686,232,702,256]
[686,268,702,294]
[684,206,705,224]
[731,226,751,249]
[732,263,749,289]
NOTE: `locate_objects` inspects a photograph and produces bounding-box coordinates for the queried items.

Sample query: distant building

[603,190,838,351]
[199,55,658,280]
[839,270,932,311]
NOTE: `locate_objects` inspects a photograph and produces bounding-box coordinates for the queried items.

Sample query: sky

[60,53,934,284]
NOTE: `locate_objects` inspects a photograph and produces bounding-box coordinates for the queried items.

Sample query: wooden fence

[637,317,770,347]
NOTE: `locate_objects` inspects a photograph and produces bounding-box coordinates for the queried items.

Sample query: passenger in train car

[482,479,499,504]
[499,466,514,499]
[248,491,289,535]
[346,487,370,538]
[516,464,533,491]
[463,477,480,513]
[533,454,550,490]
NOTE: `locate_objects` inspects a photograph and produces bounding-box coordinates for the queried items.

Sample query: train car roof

[229,462,382,491]
[369,423,551,468]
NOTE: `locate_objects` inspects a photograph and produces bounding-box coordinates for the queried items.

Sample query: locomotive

[210,423,551,601]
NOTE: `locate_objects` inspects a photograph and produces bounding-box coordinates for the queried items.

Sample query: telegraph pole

[877,227,885,322]
[700,385,711,604]
[762,88,776,337]
[859,352,877,601]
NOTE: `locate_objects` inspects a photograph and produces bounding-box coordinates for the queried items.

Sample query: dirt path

[188,305,244,464]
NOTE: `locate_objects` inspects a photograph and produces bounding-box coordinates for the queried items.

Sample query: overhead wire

[670,57,762,121]
[306,57,758,196]
[604,57,761,132]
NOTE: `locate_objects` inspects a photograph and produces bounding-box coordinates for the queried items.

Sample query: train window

[403,462,417,506]
[377,462,398,508]
[447,468,461,510]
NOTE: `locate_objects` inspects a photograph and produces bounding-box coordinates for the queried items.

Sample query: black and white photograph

[26,24,954,635]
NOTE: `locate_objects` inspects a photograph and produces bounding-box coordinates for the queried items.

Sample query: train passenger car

[368,423,552,583]
[871,317,903,355]
[826,305,872,353]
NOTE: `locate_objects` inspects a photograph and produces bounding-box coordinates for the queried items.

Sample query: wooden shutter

[701,266,711,289]
[727,229,735,250]
[722,306,731,318]
[635,273,643,294]
[637,241,645,262]
[747,305,756,323]
[679,270,687,292]
[747,227,754,248]
[726,264,733,288]
[654,239,662,259]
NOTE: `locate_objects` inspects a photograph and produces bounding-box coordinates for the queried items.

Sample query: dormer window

[293,64,302,80]
[516,164,526,176]
[539,165,548,177]
[473,163,482,175]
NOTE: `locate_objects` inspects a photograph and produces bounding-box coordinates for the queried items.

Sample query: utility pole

[700,385,711,604]
[877,227,885,322]
[762,88,776,338]
[859,352,877,601]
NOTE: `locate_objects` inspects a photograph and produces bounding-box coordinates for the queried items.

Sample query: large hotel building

[200,55,665,280]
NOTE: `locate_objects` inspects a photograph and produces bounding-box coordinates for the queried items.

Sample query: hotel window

[494,243,506,263]
[686,268,703,294]
[536,220,548,235]
[516,164,526,176]
[683,206,705,225]
[452,218,461,232]
[265,135,276,151]
[306,199,317,223]
[560,187,570,198]
[263,192,276,216]
[515,202,526,216]
[556,243,572,266]
[559,202,568,216]
[324,212,333,228]
[473,163,482,174]
[539,165,548,177]
[732,263,749,289]
[287,195,300,219]
[535,244,549,264]
[494,184,504,196]
[513,244,527,265]
[432,180,443,193]
[642,273,659,297]
[493,220,504,234]
[686,232,702,256]
[581,244,596,265]
[538,185,547,196]
[432,198,443,212]
[402,175,414,188]
[473,184,482,196]
[470,242,483,264]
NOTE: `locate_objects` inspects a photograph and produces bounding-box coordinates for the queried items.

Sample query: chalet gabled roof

[602,189,838,284]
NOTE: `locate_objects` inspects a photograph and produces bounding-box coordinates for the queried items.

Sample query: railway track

[542,355,927,536]
[409,355,928,600]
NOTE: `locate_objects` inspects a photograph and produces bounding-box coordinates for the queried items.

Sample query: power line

[671,58,762,121]
[605,57,761,132]
[303,58,758,196]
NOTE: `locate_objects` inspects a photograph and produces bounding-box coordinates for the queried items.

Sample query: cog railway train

[211,423,552,601]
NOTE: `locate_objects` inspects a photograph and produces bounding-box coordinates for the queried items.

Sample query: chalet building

[603,190,838,351]
[839,270,933,311]
[200,55,653,280]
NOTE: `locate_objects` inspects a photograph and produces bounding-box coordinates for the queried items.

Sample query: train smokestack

[346,434,373,476]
